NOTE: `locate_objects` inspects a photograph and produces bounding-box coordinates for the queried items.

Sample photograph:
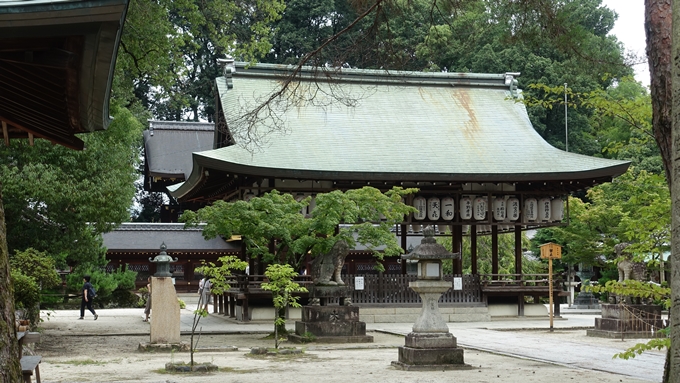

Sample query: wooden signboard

[540,242,562,259]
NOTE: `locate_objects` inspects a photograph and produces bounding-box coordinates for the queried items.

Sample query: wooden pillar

[491,225,499,277]
[185,260,194,284]
[515,228,522,277]
[401,224,408,274]
[453,225,463,275]
[471,225,478,275]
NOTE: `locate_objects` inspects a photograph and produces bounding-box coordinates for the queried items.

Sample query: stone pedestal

[572,291,600,309]
[149,277,181,344]
[410,281,452,333]
[587,304,667,339]
[290,305,373,343]
[392,280,471,371]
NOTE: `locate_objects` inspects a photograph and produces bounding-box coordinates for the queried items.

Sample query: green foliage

[182,187,417,271]
[195,255,248,295]
[532,168,669,277]
[115,0,285,120]
[10,270,40,321]
[441,232,544,275]
[298,331,316,343]
[66,267,137,301]
[178,298,186,309]
[0,103,143,269]
[190,255,246,365]
[9,248,61,324]
[613,337,670,360]
[9,248,61,289]
[587,280,671,309]
[261,264,307,348]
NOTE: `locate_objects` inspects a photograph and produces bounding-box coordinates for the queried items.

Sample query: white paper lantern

[524,198,537,221]
[244,191,255,201]
[506,197,520,221]
[427,197,441,221]
[539,198,551,221]
[473,197,487,220]
[460,196,473,220]
[551,198,564,221]
[413,196,427,220]
[411,224,422,233]
[493,197,506,221]
[441,197,455,221]
[462,225,470,234]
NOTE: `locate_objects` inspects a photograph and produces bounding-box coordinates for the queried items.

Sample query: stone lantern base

[391,332,472,371]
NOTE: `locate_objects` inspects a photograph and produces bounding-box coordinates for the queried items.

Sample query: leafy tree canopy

[0,103,143,269]
[182,187,417,269]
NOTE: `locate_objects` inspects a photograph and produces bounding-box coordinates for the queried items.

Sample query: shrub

[11,270,40,324]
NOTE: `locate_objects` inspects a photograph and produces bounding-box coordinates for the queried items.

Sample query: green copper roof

[171,62,629,199]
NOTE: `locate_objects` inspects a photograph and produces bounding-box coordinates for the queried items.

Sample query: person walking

[143,276,152,322]
[198,277,211,312]
[79,275,98,320]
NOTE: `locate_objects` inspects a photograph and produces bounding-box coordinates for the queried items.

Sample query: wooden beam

[28,132,34,146]
[0,116,83,150]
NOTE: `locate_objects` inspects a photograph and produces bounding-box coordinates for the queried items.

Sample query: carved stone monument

[587,304,667,339]
[392,227,473,371]
[139,244,189,351]
[587,243,666,339]
[149,277,181,344]
[289,240,373,343]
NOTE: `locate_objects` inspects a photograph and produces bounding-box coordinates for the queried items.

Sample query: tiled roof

[102,223,239,251]
[171,62,629,199]
[144,121,215,179]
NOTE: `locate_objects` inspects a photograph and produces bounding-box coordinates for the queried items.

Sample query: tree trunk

[669,0,680,382]
[646,1,674,380]
[0,186,22,382]
[646,0,673,188]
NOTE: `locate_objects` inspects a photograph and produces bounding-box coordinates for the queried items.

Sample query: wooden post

[549,257,554,332]
[491,225,498,277]
[540,243,562,333]
[471,226,477,275]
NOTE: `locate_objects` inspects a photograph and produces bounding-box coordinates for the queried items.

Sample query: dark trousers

[80,298,96,317]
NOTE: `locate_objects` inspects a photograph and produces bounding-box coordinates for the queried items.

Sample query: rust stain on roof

[451,88,483,153]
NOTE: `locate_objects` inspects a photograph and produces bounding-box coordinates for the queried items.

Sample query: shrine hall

[139,60,630,320]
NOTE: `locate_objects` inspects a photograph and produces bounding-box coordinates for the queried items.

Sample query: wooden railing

[479,274,565,288]
[327,274,481,305]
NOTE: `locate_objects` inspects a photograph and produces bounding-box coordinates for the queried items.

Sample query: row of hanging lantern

[412,195,564,223]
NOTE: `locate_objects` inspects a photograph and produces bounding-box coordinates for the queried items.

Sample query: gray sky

[602,0,649,87]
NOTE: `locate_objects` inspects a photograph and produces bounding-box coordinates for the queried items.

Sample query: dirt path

[30,331,655,383]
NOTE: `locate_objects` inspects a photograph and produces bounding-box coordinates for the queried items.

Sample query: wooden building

[102,223,241,292]
[0,0,130,148]
[150,61,630,317]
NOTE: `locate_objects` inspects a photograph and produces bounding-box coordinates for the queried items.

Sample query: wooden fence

[345,274,482,305]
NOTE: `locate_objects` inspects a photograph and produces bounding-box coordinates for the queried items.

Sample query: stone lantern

[149,243,178,277]
[392,226,472,371]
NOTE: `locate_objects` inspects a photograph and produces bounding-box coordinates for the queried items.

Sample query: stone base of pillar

[392,332,472,371]
[289,305,373,343]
